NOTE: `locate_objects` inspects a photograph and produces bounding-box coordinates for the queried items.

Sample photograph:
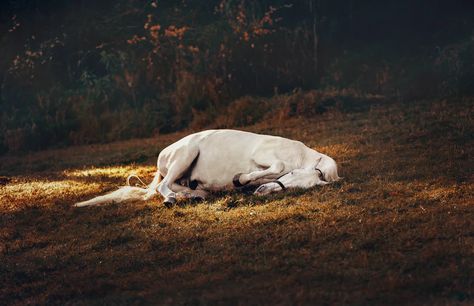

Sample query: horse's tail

[74,171,163,207]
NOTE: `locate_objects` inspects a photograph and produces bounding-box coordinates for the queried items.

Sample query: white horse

[74,129,340,207]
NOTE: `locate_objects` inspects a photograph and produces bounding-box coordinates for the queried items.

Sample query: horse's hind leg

[157,146,199,207]
[164,179,208,201]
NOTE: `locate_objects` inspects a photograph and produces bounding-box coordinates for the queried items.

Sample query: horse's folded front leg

[233,161,285,187]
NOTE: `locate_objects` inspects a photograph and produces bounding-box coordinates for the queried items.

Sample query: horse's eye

[290,171,294,175]
[315,168,325,181]
[319,172,327,181]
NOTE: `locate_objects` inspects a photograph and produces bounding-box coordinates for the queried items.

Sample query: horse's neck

[302,148,324,169]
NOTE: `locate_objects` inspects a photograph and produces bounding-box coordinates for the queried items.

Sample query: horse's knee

[275,161,285,173]
[233,173,249,187]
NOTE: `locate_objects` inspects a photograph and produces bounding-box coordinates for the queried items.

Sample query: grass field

[1,97,473,305]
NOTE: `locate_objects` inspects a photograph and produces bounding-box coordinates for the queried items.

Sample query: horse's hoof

[254,184,273,196]
[233,173,247,187]
[254,185,267,195]
[163,197,176,208]
[189,196,204,203]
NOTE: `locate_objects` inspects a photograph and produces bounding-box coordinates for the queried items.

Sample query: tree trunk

[309,0,320,87]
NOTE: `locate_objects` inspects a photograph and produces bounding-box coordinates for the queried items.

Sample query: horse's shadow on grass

[174,182,343,209]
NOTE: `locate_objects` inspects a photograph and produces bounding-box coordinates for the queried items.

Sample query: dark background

[1,0,473,152]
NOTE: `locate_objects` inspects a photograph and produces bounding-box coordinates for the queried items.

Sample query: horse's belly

[190,137,262,189]
[191,157,259,190]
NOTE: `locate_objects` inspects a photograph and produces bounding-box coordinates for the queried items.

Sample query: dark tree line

[0,0,473,152]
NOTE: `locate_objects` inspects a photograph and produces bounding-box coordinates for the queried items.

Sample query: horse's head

[254,154,340,195]
[253,168,325,195]
[316,153,340,182]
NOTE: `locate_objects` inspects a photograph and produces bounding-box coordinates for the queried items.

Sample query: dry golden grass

[1,98,473,305]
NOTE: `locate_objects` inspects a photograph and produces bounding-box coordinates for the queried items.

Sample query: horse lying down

[74,129,340,207]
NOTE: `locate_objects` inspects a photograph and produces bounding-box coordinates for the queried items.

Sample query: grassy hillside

[0,97,473,305]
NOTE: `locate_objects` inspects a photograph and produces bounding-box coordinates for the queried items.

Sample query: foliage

[0,0,473,153]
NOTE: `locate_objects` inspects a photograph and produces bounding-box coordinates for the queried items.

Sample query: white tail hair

[74,171,162,207]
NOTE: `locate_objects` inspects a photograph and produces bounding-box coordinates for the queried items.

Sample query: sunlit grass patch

[0,165,159,213]
[63,165,156,181]
[0,179,102,212]
[313,144,360,159]
[415,182,473,203]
